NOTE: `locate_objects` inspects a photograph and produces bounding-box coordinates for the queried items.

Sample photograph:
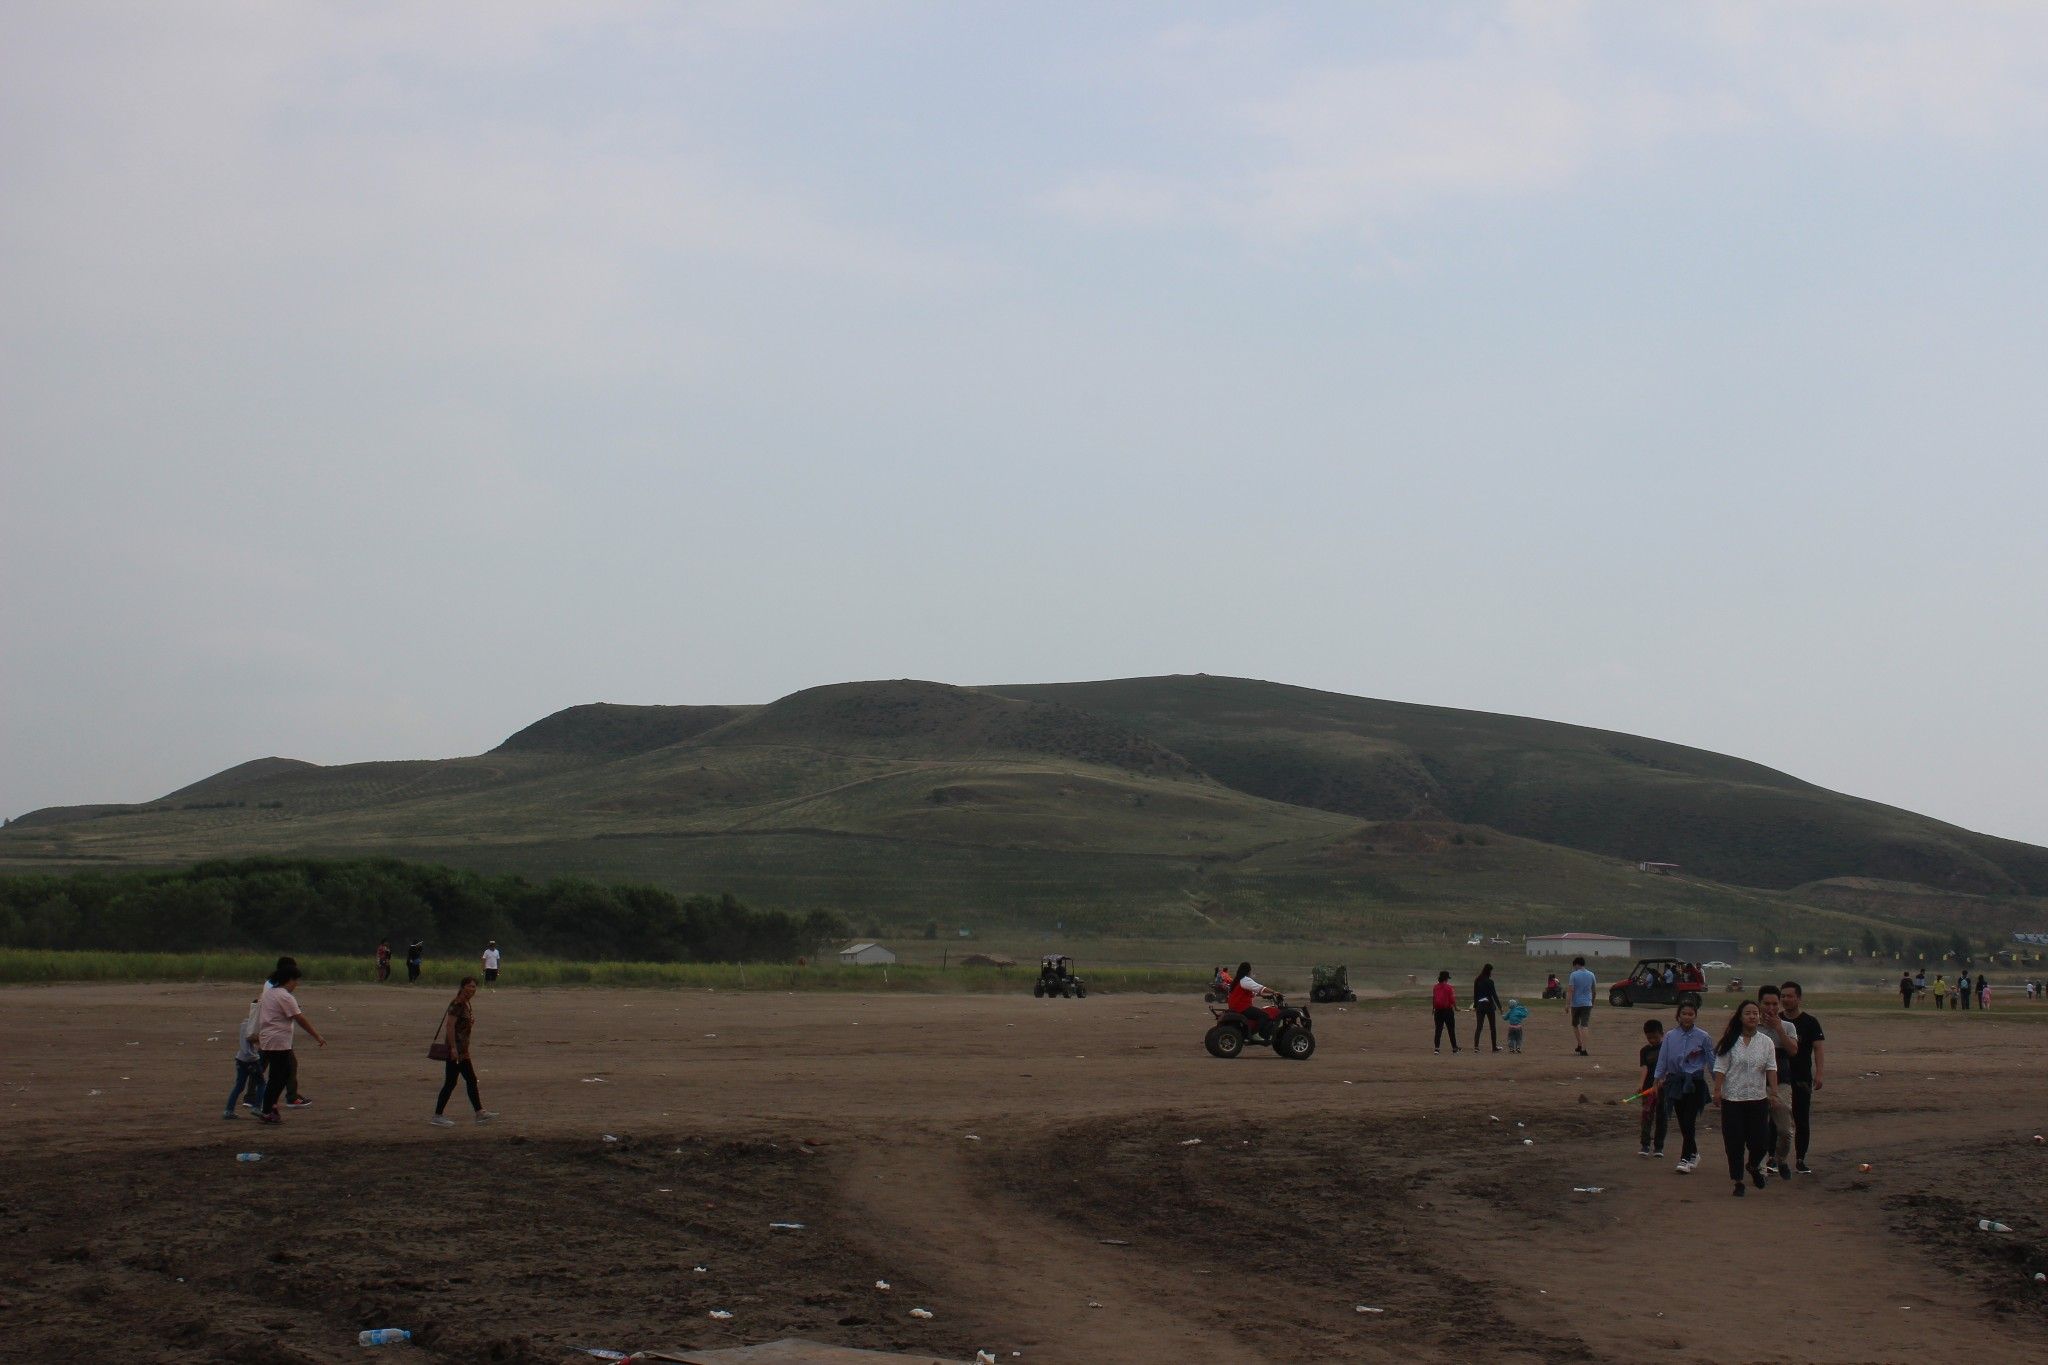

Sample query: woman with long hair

[1226,961,1277,1040]
[428,976,497,1127]
[1711,999,1778,1196]
[1471,963,1501,1052]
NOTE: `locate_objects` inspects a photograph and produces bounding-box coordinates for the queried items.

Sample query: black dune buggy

[1309,964,1357,1003]
[1033,955,1087,998]
[1204,992,1315,1060]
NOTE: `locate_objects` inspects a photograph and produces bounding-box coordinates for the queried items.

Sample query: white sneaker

[1675,1157,1695,1174]
[428,1114,455,1128]
[474,1110,498,1124]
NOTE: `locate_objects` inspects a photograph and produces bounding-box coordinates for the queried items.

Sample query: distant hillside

[6,674,2045,944]
[993,676,2048,897]
[163,756,321,800]
[698,681,1198,777]
[495,703,753,756]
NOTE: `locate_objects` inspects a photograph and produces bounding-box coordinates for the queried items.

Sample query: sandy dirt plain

[1,981,2044,1363]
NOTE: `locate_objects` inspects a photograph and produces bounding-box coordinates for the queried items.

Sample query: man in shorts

[482,941,501,985]
[1779,980,1825,1174]
[1566,956,1597,1055]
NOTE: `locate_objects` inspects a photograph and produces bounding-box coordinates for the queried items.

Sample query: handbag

[427,1012,452,1063]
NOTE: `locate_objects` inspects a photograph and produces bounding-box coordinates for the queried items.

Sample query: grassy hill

[6,675,2044,946]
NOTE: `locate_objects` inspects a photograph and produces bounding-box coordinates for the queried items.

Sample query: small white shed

[838,942,897,966]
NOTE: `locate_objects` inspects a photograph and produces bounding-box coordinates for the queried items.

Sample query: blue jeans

[226,1057,264,1111]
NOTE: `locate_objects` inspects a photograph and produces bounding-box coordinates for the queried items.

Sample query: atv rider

[1226,961,1281,1041]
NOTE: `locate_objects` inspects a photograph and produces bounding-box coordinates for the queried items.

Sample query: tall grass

[0,948,1199,994]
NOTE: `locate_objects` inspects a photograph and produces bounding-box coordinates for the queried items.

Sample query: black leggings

[1670,1081,1706,1160]
[1472,1005,1497,1049]
[1639,1088,1668,1149]
[260,1049,296,1112]
[1432,1007,1459,1050]
[437,1057,481,1114]
[1721,1098,1770,1181]
[1790,1080,1814,1161]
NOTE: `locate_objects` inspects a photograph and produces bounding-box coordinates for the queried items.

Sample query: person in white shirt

[481,942,501,985]
[1711,1000,1779,1197]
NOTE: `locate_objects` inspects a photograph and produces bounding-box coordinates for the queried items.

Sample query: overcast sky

[3,2,2045,844]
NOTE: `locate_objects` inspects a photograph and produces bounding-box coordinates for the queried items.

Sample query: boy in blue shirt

[1503,997,1531,1052]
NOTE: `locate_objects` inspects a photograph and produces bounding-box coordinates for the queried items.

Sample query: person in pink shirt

[256,962,327,1124]
[1432,970,1461,1054]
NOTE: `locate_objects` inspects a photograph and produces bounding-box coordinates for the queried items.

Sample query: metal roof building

[1525,932,1631,958]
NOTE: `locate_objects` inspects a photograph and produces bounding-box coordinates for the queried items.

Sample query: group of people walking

[225,957,326,1124]
[1425,957,1831,1198]
[1433,963,1528,1052]
[375,939,430,984]
[372,938,501,985]
[1902,969,1996,1009]
[1634,981,1824,1196]
[1431,956,1591,1055]
[224,954,497,1127]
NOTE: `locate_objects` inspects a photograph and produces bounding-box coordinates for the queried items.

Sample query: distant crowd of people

[1896,968,2029,1009]
[371,938,502,985]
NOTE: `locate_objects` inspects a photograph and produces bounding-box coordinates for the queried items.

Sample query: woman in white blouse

[1711,1000,1779,1197]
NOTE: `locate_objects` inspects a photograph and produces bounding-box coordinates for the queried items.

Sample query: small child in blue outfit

[1503,997,1531,1052]
[223,996,263,1119]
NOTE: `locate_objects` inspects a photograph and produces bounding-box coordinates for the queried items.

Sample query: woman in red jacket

[1433,970,1461,1054]
[1226,961,1279,1040]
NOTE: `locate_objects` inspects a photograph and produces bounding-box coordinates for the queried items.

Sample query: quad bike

[1309,964,1357,1003]
[1203,966,1232,1003]
[1204,992,1315,1060]
[1033,955,1087,998]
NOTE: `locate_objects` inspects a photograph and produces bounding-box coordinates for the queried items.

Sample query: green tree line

[0,857,847,963]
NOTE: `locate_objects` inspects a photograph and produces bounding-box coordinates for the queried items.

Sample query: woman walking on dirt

[1650,998,1714,1173]
[429,976,497,1127]
[1712,1000,1779,1197]
[256,962,326,1124]
[1471,964,1502,1052]
[1432,971,1461,1054]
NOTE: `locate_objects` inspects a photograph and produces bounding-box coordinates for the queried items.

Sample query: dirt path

[838,1131,1262,1364]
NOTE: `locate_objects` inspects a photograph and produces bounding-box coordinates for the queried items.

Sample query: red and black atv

[1204,992,1315,1060]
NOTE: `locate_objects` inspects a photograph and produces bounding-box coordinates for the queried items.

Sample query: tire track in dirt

[835,1130,1262,1364]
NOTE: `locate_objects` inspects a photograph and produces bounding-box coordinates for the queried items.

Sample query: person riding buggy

[1541,972,1563,1000]
[1033,955,1086,998]
[1205,961,1314,1059]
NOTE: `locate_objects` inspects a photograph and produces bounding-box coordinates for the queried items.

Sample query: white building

[1525,932,1631,959]
[838,942,897,966]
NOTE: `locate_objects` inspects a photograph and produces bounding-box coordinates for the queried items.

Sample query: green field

[0,948,1192,994]
[7,675,2046,947]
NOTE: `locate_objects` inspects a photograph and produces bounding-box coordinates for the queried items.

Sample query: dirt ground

[1,983,2044,1363]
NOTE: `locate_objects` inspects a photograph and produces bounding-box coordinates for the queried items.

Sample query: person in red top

[1226,961,1279,1040]
[1432,970,1461,1054]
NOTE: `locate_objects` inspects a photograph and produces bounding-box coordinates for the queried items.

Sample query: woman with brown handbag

[428,976,496,1127]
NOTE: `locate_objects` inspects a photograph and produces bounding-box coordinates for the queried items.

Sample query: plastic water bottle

[358,1328,412,1346]
[235,1153,262,1163]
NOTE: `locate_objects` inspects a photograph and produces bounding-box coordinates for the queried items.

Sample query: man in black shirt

[1779,980,1826,1174]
